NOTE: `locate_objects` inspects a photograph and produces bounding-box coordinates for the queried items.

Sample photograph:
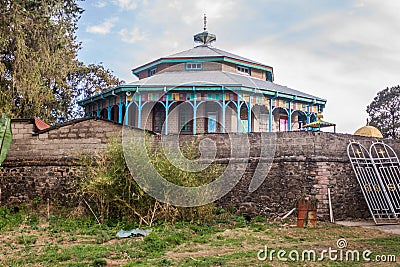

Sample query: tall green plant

[78,135,222,226]
[79,136,162,225]
[0,113,12,166]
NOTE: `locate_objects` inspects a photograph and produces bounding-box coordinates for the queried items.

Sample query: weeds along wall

[1,117,400,220]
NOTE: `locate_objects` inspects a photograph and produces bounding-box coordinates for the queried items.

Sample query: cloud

[119,27,147,43]
[86,19,115,34]
[93,1,107,8]
[195,0,236,19]
[113,0,138,10]
[353,0,365,8]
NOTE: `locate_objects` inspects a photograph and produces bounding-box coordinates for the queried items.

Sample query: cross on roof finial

[193,14,216,45]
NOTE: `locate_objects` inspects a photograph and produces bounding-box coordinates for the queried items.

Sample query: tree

[67,62,124,119]
[367,85,400,139]
[0,0,123,123]
[0,0,82,123]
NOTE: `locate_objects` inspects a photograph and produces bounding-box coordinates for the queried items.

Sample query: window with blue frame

[148,67,157,77]
[185,62,203,70]
[206,112,218,133]
[237,65,250,75]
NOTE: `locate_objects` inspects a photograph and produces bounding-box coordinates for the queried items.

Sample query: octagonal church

[79,24,326,135]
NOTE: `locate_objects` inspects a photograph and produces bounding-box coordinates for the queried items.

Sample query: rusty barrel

[297,198,317,228]
[297,199,309,228]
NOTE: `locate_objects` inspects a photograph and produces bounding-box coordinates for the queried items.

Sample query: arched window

[100,108,108,119]
[179,104,193,133]
[153,103,165,133]
[110,105,119,122]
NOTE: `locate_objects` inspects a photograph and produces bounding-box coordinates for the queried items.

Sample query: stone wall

[1,118,399,221]
[220,132,390,220]
[163,132,400,220]
[7,118,121,162]
[0,118,121,206]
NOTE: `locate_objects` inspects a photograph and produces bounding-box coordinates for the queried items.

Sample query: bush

[78,134,223,226]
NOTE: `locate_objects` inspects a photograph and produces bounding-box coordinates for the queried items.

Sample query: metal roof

[166,45,268,67]
[131,45,273,75]
[126,70,325,101]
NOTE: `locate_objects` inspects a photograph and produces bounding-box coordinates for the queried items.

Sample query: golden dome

[354,126,383,138]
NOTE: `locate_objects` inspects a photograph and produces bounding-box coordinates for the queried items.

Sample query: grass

[0,206,399,266]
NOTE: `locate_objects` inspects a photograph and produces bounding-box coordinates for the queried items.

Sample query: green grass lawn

[0,207,399,267]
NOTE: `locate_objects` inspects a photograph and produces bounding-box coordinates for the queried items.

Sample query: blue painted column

[138,93,142,128]
[222,87,226,133]
[307,105,311,124]
[107,99,112,120]
[237,91,241,132]
[107,106,111,120]
[118,96,123,124]
[288,102,292,132]
[165,92,169,135]
[247,96,252,133]
[118,103,123,124]
[125,99,129,126]
[96,103,101,118]
[193,88,197,135]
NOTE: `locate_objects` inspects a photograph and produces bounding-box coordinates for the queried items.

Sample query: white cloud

[113,0,138,10]
[93,1,107,8]
[195,0,236,19]
[119,27,146,43]
[86,19,115,34]
[353,0,365,8]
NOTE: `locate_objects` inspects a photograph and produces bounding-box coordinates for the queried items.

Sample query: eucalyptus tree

[0,0,122,123]
[0,0,83,122]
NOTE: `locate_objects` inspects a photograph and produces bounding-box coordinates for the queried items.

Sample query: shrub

[78,134,223,226]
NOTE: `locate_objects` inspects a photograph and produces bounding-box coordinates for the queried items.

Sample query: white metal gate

[347,141,400,224]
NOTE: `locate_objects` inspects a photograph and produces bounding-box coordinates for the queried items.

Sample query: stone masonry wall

[1,118,399,221]
[0,118,121,206]
[169,132,400,220]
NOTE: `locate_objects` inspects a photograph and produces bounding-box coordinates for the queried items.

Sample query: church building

[79,20,326,135]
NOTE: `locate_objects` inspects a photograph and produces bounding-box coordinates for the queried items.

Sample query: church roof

[354,126,383,138]
[126,70,325,101]
[131,45,272,76]
[165,45,269,68]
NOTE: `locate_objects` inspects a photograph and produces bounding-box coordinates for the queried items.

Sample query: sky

[76,0,400,134]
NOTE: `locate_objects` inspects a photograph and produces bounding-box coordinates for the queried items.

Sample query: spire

[194,14,216,46]
[203,13,207,31]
